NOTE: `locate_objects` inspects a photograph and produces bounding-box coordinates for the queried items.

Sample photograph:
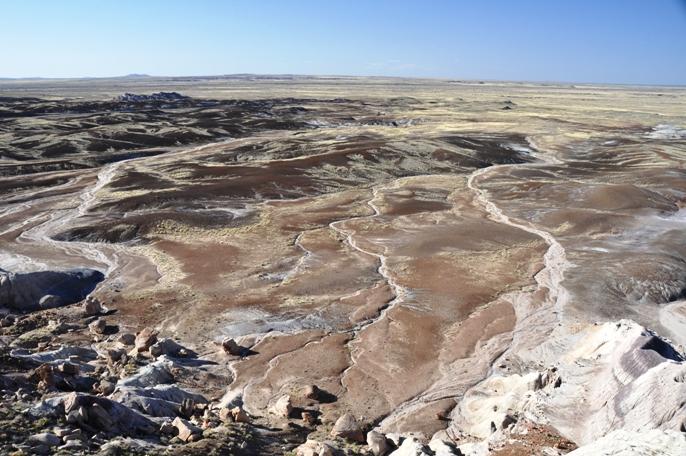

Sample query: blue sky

[2,0,685,84]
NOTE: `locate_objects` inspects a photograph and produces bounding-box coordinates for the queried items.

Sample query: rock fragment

[269,394,292,417]
[160,420,178,435]
[388,437,432,455]
[89,318,106,335]
[97,379,116,395]
[150,338,186,358]
[220,406,250,423]
[330,413,365,442]
[117,333,136,346]
[368,430,392,456]
[135,327,158,352]
[89,402,115,429]
[104,347,127,364]
[172,416,201,442]
[295,439,336,456]
[28,432,61,448]
[56,362,79,376]
[429,438,459,456]
[0,314,15,327]
[83,296,104,316]
[221,337,244,356]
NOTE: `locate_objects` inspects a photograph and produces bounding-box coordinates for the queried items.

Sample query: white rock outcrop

[450,320,686,449]
[568,429,686,455]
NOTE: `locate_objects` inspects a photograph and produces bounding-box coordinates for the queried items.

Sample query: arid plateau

[1,76,685,455]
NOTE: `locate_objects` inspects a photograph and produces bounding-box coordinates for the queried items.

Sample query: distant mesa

[115,92,189,103]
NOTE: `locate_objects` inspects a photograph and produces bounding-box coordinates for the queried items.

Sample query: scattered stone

[150,338,186,358]
[160,420,178,435]
[188,433,203,442]
[89,318,106,335]
[84,296,104,316]
[53,427,71,438]
[117,333,136,346]
[0,314,15,327]
[389,437,432,456]
[30,444,51,455]
[295,439,336,456]
[57,362,79,376]
[65,408,85,425]
[31,363,56,387]
[501,413,517,429]
[89,402,115,429]
[135,327,158,352]
[331,413,365,442]
[172,416,201,442]
[219,407,232,422]
[105,347,127,364]
[368,430,392,456]
[302,410,317,426]
[219,405,249,423]
[221,337,243,356]
[231,406,250,423]
[59,440,85,451]
[97,379,116,395]
[62,430,84,442]
[269,394,292,417]
[428,438,459,456]
[28,432,61,448]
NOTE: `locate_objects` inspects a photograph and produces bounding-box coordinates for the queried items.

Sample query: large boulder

[60,392,156,436]
[112,384,207,418]
[0,268,104,311]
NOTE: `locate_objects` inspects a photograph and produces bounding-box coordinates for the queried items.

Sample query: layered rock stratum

[0,76,685,454]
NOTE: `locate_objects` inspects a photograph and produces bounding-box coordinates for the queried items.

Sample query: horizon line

[0,73,685,89]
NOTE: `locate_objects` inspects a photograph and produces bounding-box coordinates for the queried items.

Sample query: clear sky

[2,0,685,84]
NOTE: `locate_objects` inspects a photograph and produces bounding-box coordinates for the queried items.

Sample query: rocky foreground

[1,77,685,455]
